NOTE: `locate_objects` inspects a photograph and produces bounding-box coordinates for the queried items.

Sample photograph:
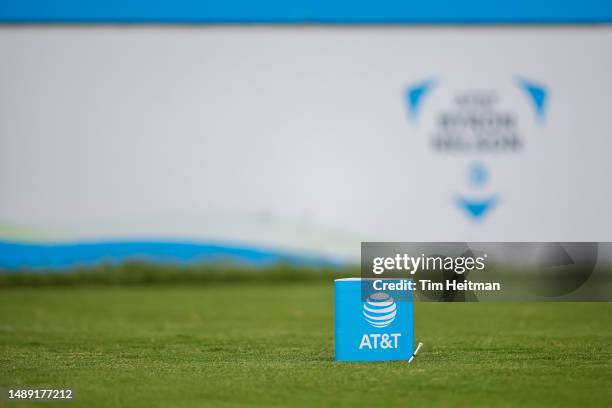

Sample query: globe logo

[363,292,397,328]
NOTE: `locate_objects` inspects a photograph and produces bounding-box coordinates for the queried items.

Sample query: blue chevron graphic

[405,79,435,119]
[516,77,548,120]
[455,195,498,220]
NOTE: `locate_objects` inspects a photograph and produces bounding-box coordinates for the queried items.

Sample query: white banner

[1,26,611,266]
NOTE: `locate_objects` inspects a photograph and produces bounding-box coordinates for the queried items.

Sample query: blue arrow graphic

[516,77,548,120]
[405,79,435,120]
[455,195,498,220]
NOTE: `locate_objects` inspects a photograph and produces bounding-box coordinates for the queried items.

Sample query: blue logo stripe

[1,1,612,24]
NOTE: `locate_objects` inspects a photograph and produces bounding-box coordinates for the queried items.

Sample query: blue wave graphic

[0,240,343,271]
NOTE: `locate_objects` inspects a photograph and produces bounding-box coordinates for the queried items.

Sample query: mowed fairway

[1,284,611,407]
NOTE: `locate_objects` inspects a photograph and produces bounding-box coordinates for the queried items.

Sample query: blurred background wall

[1,1,612,269]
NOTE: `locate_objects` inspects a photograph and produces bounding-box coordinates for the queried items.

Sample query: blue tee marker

[334,278,414,362]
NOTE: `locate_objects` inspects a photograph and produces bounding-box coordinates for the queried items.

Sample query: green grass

[0,262,355,287]
[1,284,611,407]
